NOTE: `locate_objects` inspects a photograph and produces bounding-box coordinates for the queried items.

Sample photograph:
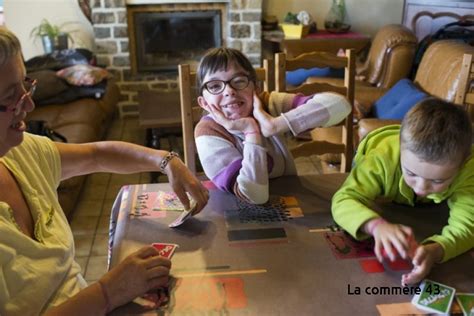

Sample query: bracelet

[160,151,179,173]
[97,280,111,314]
[367,217,386,235]
[244,131,260,136]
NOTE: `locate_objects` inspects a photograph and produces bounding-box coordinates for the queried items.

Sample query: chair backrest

[360,24,417,88]
[414,40,474,105]
[457,50,474,122]
[178,61,271,174]
[275,50,355,172]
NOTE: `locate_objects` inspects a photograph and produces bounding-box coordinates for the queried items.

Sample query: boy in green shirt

[332,98,474,285]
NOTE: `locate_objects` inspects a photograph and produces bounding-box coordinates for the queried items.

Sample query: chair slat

[275,49,355,172]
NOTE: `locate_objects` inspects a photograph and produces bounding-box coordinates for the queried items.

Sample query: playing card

[412,279,456,315]
[324,231,375,259]
[382,235,418,260]
[168,200,197,228]
[152,243,179,258]
[456,293,474,316]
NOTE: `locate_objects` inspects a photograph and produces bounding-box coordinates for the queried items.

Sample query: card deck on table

[456,293,474,316]
[152,243,179,259]
[411,279,456,315]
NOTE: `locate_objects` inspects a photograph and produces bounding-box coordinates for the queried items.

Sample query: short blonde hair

[0,26,21,67]
[400,98,472,165]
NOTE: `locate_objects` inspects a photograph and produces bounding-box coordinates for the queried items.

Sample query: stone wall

[90,0,262,117]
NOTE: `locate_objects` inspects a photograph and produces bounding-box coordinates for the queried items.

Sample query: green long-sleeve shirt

[332,125,474,262]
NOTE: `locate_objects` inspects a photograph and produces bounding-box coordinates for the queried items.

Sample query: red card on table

[359,259,385,273]
[152,243,179,259]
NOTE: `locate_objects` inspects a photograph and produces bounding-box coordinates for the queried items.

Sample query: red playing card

[387,258,412,271]
[381,235,418,260]
[324,231,375,259]
[152,243,179,259]
[359,259,385,273]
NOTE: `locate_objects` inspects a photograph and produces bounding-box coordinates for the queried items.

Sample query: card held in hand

[152,243,179,259]
[412,279,456,315]
[168,200,197,228]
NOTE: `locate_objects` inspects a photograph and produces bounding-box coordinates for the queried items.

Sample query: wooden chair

[178,61,272,174]
[275,49,355,172]
[457,52,474,122]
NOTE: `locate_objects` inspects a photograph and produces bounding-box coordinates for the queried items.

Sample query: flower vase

[324,0,351,33]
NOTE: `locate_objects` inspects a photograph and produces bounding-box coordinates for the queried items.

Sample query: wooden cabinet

[262,30,370,60]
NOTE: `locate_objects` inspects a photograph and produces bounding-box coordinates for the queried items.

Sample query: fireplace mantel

[126,0,229,4]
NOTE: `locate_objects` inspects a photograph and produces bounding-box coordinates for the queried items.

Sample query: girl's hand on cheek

[252,92,278,137]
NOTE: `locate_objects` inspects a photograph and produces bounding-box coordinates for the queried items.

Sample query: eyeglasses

[0,77,37,115]
[201,75,252,95]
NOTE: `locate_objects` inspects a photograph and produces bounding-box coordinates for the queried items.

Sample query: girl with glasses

[195,47,352,204]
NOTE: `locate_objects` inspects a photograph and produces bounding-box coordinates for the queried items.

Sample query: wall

[91,0,262,117]
[262,0,404,37]
[3,0,94,60]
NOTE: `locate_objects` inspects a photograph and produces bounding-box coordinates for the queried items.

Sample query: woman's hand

[371,220,413,262]
[252,92,279,137]
[164,157,209,214]
[99,246,172,310]
[205,103,260,135]
[401,243,444,285]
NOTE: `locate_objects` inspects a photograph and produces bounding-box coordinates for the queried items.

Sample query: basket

[280,24,310,39]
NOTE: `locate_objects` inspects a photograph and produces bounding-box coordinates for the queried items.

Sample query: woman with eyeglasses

[195,47,351,204]
[0,27,209,315]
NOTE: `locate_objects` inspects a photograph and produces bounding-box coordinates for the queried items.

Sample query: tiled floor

[70,116,328,283]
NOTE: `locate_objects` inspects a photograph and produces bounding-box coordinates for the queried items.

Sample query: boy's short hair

[196,47,256,95]
[0,27,21,67]
[400,98,472,164]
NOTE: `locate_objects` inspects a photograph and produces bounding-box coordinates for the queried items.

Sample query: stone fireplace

[91,0,262,117]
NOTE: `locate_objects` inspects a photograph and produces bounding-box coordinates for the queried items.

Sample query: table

[263,30,371,59]
[109,174,474,315]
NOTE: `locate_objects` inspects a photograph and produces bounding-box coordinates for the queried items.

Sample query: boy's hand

[252,92,279,137]
[372,221,413,262]
[401,243,444,286]
[205,103,260,134]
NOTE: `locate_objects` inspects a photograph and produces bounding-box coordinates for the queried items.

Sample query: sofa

[26,80,119,219]
[357,40,474,140]
[306,24,418,89]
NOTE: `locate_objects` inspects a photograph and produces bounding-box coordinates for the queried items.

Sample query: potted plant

[30,19,75,54]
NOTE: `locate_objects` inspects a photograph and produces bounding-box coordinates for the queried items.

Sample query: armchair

[358,40,474,140]
[306,24,417,89]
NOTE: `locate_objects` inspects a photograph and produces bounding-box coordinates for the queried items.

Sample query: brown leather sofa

[26,81,119,218]
[358,40,474,140]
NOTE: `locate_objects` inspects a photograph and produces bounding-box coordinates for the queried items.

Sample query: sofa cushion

[372,79,428,119]
[57,64,110,86]
[287,67,344,86]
